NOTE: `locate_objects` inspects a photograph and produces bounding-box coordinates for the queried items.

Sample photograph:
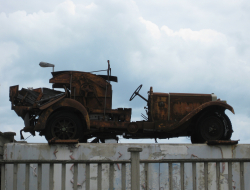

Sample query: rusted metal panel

[207,140,239,145]
[153,100,235,133]
[50,71,112,110]
[38,94,66,110]
[169,93,211,121]
[9,85,19,102]
[32,88,42,93]
[151,93,169,121]
[169,93,212,97]
[34,98,90,130]
[177,100,235,126]
[49,71,71,84]
[151,92,211,121]
[48,138,79,144]
[90,120,131,129]
[89,108,132,122]
[12,106,32,118]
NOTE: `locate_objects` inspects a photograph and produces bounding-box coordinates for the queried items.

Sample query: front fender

[157,101,234,132]
[178,101,234,127]
[34,98,90,131]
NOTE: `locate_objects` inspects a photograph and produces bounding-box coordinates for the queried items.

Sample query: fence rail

[1,147,249,190]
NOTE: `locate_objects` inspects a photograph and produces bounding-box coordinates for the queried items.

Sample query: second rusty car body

[9,63,234,143]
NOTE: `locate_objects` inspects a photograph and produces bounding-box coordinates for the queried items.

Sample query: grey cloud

[0,0,249,143]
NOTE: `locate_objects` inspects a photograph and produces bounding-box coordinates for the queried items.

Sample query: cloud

[0,0,250,143]
[139,17,161,39]
[0,42,19,70]
[161,26,227,44]
[55,0,76,15]
[130,17,250,99]
[228,113,250,143]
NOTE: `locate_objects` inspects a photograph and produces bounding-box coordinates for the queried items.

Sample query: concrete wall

[0,132,15,159]
[3,143,250,190]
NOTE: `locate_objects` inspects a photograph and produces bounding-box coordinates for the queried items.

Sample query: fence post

[0,132,16,190]
[128,147,142,190]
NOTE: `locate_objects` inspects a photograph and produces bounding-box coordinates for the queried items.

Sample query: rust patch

[207,140,239,145]
[48,138,79,144]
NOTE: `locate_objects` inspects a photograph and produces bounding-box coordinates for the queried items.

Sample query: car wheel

[220,113,233,140]
[199,115,225,141]
[45,111,84,141]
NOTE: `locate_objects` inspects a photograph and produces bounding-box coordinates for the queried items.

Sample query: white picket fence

[1,147,249,190]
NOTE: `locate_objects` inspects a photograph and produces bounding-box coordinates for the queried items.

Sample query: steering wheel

[129,84,142,101]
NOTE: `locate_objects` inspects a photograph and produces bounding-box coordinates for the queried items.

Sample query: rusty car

[9,61,234,143]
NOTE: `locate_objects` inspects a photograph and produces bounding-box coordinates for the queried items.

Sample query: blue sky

[0,0,250,143]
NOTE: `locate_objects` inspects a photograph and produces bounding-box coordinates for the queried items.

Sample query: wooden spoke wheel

[45,112,84,141]
[51,116,77,139]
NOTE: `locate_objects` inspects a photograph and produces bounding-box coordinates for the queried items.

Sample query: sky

[0,0,250,144]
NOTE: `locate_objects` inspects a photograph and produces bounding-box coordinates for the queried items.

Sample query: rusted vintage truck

[9,62,234,143]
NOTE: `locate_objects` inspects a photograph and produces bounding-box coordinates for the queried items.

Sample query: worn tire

[198,114,225,141]
[45,111,84,141]
[220,113,233,140]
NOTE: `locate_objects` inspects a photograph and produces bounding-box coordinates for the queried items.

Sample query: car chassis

[9,62,234,143]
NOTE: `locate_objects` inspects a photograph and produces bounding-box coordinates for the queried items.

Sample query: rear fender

[34,98,90,131]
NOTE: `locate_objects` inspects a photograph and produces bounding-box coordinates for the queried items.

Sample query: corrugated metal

[2,143,250,190]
